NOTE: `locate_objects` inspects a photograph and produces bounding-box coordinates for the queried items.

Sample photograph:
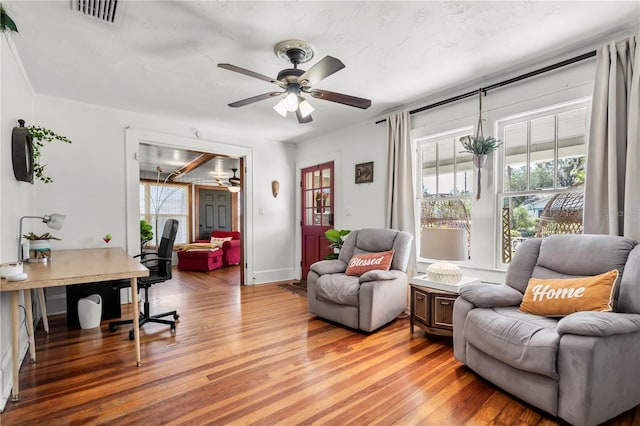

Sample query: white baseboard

[251,267,296,285]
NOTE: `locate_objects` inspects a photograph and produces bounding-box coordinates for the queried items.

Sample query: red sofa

[197,231,241,266]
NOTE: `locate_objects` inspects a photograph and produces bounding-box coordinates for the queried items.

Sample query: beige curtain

[584,34,640,240]
[386,111,416,277]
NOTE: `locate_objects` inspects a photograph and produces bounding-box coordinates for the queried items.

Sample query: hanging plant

[28,126,72,183]
[459,135,502,155]
[0,3,18,33]
[459,90,502,200]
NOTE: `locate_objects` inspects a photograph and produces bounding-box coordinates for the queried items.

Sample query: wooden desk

[0,248,148,402]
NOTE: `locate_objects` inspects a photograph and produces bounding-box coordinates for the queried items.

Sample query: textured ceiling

[6,1,639,144]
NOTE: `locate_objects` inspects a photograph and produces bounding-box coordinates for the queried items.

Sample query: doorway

[125,129,252,286]
[301,161,334,278]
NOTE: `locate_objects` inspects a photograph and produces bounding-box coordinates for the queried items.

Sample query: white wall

[294,119,388,278]
[0,35,36,411]
[31,94,298,288]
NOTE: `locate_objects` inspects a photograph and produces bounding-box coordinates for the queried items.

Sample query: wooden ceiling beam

[167,153,218,181]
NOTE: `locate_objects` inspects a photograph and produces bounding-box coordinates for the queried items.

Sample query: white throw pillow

[210,236,233,247]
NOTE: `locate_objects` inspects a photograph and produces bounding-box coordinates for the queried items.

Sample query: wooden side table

[410,275,480,337]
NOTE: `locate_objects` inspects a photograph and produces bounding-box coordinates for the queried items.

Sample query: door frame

[125,128,252,285]
[295,153,342,279]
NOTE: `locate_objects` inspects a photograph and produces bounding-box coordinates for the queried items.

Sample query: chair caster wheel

[170,324,176,333]
[109,325,117,332]
[129,330,135,340]
[174,313,180,320]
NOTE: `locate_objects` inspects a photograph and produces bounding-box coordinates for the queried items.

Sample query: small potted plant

[22,232,60,262]
[140,220,153,251]
[324,229,350,260]
[459,135,502,200]
[459,135,502,166]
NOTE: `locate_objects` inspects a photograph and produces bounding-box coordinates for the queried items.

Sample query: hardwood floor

[2,266,639,425]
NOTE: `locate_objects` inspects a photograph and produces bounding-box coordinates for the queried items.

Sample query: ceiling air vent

[72,0,121,24]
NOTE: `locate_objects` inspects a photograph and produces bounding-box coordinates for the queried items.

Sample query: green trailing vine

[28,126,72,183]
[0,3,18,33]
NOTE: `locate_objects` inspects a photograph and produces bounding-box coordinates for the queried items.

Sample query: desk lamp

[421,227,467,284]
[18,213,66,262]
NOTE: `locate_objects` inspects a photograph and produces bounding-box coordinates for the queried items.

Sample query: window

[498,101,588,263]
[140,181,189,245]
[418,128,474,258]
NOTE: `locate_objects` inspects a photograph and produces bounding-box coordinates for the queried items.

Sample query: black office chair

[110,219,180,340]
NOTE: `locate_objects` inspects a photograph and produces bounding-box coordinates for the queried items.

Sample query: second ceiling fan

[218,40,371,124]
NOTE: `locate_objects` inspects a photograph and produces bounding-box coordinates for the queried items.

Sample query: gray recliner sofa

[307,228,413,332]
[453,234,640,426]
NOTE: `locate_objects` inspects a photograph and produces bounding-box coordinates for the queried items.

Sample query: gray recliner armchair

[307,228,413,332]
[453,234,640,426]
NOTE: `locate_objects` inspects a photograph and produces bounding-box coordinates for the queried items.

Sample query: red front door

[301,161,334,279]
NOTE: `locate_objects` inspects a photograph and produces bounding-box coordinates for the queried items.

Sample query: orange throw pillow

[345,250,394,276]
[520,270,619,317]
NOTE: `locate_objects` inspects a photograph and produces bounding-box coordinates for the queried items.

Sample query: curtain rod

[375,50,597,125]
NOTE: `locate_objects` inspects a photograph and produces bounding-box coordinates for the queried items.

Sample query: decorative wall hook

[271,180,280,198]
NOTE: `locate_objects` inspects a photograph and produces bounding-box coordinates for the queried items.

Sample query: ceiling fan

[218,40,371,124]
[214,168,241,192]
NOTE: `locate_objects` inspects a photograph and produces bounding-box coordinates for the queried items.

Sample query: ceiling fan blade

[308,89,372,109]
[228,92,284,108]
[297,56,345,87]
[296,109,313,124]
[218,63,286,89]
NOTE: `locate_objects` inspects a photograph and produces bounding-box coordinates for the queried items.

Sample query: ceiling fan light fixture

[298,98,315,118]
[284,92,299,112]
[228,186,240,193]
[273,100,288,117]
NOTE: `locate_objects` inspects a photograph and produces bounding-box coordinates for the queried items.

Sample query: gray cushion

[505,238,542,293]
[619,245,640,313]
[310,259,347,275]
[315,274,360,306]
[463,307,560,379]
[359,269,399,283]
[460,283,523,308]
[536,234,635,277]
[557,311,640,336]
